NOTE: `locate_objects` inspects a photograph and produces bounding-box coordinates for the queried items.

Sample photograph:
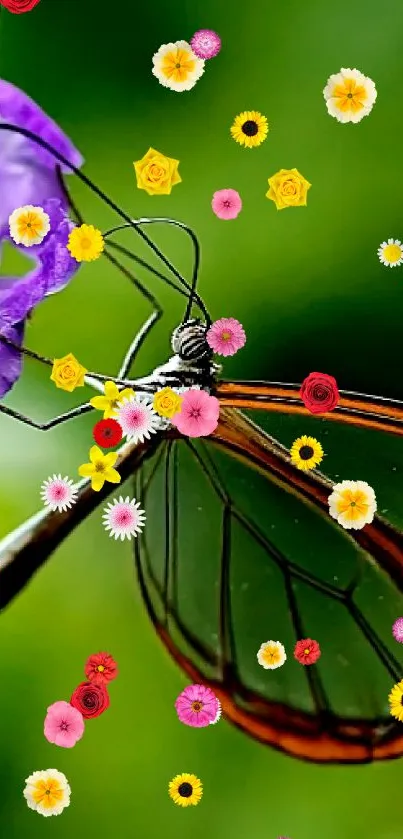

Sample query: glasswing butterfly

[1,124,403,765]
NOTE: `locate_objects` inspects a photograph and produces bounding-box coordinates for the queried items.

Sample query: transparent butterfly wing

[134,409,403,763]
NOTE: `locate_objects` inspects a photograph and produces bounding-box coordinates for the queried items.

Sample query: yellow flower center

[191,701,203,712]
[281,180,297,196]
[222,331,231,340]
[304,648,310,655]
[95,462,106,473]
[261,645,281,665]
[32,779,64,806]
[80,237,91,249]
[18,212,44,238]
[333,79,367,112]
[336,489,369,518]
[383,244,402,263]
[97,664,105,672]
[162,48,196,82]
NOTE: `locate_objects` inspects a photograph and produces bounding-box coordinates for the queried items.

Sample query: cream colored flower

[328,480,377,530]
[257,640,287,670]
[9,205,50,246]
[323,68,377,123]
[152,41,204,92]
[23,769,71,817]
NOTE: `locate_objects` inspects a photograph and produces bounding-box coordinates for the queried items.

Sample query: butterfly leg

[0,307,161,429]
[0,401,94,430]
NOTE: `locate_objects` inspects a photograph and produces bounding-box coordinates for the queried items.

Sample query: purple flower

[0,80,83,398]
[0,321,24,397]
[0,199,79,342]
[0,79,83,242]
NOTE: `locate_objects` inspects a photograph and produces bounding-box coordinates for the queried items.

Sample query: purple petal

[39,219,79,295]
[0,267,47,324]
[25,198,71,262]
[0,321,24,398]
[0,228,79,323]
[0,79,83,241]
[0,79,83,172]
[40,197,66,242]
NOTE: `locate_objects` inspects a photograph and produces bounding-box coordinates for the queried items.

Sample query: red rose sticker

[0,0,41,12]
[70,681,110,719]
[300,371,339,415]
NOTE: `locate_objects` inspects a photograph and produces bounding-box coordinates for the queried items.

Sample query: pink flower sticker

[207,317,246,357]
[211,189,242,220]
[171,389,220,437]
[44,700,84,748]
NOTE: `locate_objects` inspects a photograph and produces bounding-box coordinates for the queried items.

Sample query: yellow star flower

[78,446,121,492]
[90,381,136,419]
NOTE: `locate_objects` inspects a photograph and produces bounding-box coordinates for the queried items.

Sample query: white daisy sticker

[40,475,77,512]
[102,496,146,540]
[378,239,403,268]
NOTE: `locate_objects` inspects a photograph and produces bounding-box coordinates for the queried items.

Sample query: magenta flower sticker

[190,29,221,59]
[175,684,221,727]
[211,188,242,220]
[393,617,403,642]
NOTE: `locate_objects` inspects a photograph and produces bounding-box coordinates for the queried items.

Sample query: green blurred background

[1,0,403,836]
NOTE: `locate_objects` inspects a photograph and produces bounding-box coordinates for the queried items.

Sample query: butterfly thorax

[132,319,221,392]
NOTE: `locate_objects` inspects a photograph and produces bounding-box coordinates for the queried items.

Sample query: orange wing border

[215,380,403,436]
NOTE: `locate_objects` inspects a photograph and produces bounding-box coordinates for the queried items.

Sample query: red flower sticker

[70,681,110,719]
[0,0,41,12]
[85,652,118,685]
[294,638,321,665]
[93,418,123,448]
[300,371,339,415]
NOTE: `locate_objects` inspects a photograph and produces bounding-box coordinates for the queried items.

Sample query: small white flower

[152,40,205,92]
[323,68,377,123]
[23,769,71,817]
[257,640,287,670]
[328,479,377,530]
[40,475,77,512]
[9,204,50,246]
[102,496,146,540]
[116,395,160,443]
[377,239,403,268]
[209,700,222,724]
